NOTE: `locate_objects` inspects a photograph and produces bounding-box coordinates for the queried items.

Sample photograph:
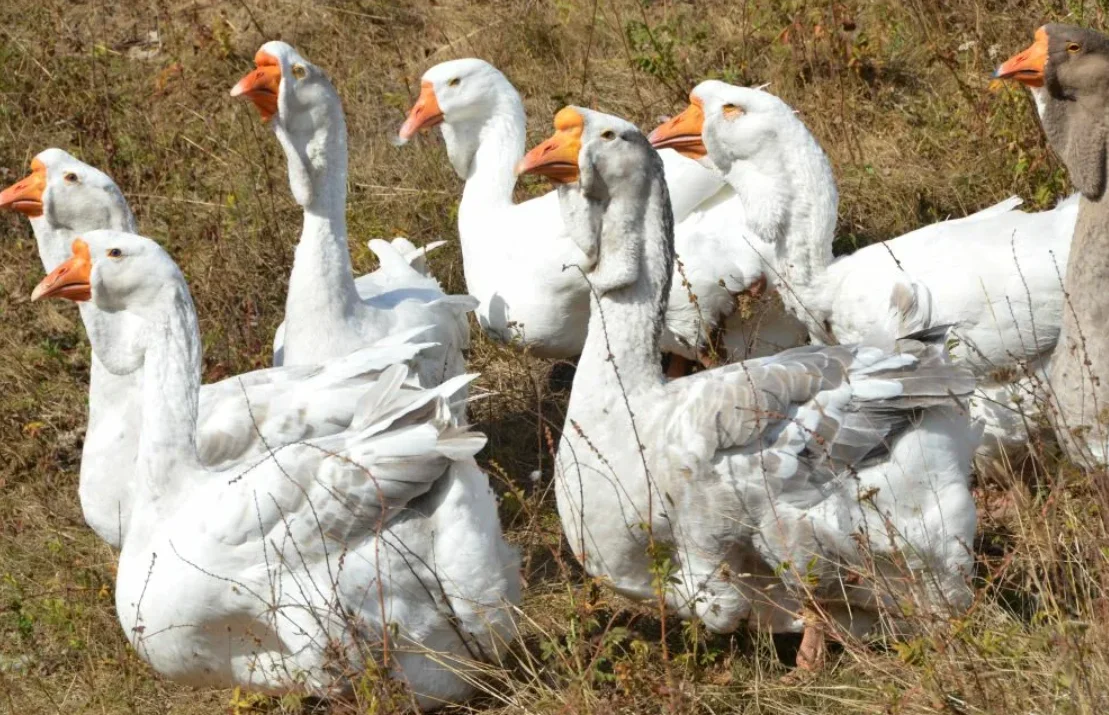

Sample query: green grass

[1,0,1107,713]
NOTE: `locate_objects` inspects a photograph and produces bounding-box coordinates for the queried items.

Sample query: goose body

[2,149,455,547]
[818,197,1076,459]
[521,108,978,649]
[399,59,806,362]
[813,195,1076,374]
[651,82,1077,461]
[33,231,520,709]
[232,42,475,391]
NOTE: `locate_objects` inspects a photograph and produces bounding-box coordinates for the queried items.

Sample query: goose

[32,230,520,709]
[1,149,455,548]
[518,107,979,670]
[997,24,1109,467]
[396,58,807,369]
[649,81,1078,463]
[230,42,476,390]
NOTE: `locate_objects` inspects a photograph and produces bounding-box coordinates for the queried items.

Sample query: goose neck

[457,97,527,219]
[29,217,72,272]
[280,111,363,364]
[292,113,350,261]
[1066,193,1109,305]
[132,283,202,507]
[723,128,836,328]
[1044,87,1109,349]
[574,186,671,400]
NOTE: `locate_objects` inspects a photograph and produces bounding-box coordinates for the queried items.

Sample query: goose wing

[197,328,434,468]
[210,367,480,550]
[657,341,974,505]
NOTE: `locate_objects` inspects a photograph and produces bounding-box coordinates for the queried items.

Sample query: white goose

[651,81,1078,461]
[231,42,476,389]
[1,149,453,548]
[519,107,979,670]
[397,58,807,368]
[33,230,520,710]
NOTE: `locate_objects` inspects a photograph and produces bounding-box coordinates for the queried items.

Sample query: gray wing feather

[664,340,973,504]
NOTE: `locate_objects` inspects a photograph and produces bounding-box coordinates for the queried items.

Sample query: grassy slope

[1,0,1107,712]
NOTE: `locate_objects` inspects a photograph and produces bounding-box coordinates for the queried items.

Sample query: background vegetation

[0,0,1104,712]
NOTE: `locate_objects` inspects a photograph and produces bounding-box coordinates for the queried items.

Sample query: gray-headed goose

[998,24,1109,467]
[520,106,980,670]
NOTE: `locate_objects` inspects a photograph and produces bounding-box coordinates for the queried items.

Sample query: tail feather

[431,294,481,315]
[368,238,424,281]
[368,237,448,276]
[961,195,1023,222]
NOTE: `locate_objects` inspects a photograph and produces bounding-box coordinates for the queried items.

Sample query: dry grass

[2,0,1108,712]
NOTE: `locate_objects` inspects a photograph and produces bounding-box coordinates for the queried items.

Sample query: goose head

[33,230,182,316]
[517,106,655,197]
[398,58,524,178]
[651,81,838,254]
[649,81,796,176]
[231,42,346,208]
[519,106,669,295]
[32,230,185,373]
[998,25,1109,199]
[0,149,134,234]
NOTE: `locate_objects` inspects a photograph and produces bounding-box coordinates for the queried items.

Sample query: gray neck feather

[572,154,674,397]
[1041,62,1109,460]
[1042,89,1108,200]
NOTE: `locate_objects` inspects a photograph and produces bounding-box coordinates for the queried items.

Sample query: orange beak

[648,96,707,159]
[996,27,1049,88]
[515,107,584,183]
[33,239,93,302]
[0,158,48,218]
[230,50,282,121]
[398,81,445,141]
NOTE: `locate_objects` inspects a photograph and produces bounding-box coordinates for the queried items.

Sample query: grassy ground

[1,0,1107,712]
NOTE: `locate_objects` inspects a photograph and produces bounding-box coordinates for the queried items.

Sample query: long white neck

[452,90,527,231]
[722,123,837,337]
[279,104,364,365]
[30,216,76,272]
[128,282,203,507]
[572,179,673,404]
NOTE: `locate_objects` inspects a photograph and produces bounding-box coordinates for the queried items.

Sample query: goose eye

[107,248,123,259]
[291,63,308,79]
[722,103,743,118]
[1068,42,1082,54]
[63,172,79,184]
[448,77,461,87]
[600,130,616,141]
